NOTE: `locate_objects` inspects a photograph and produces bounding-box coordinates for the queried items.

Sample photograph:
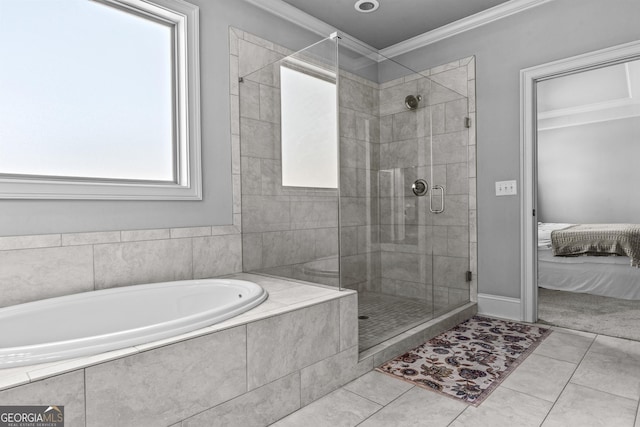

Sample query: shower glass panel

[238,37,341,288]
[239,34,473,352]
[338,39,471,351]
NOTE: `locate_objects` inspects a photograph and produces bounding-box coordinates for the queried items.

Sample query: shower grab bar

[429,185,445,214]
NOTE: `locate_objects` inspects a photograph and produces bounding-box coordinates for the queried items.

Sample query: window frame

[0,0,202,200]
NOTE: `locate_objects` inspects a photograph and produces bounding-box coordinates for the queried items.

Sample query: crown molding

[379,0,554,58]
[242,0,379,57]
[244,0,555,61]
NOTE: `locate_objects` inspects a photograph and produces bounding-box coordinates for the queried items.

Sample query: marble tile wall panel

[170,226,212,239]
[0,234,61,251]
[121,228,171,242]
[315,227,339,259]
[238,38,284,79]
[260,84,280,124]
[446,162,469,195]
[85,326,247,426]
[340,254,369,287]
[433,256,470,290]
[289,197,338,230]
[340,293,358,351]
[241,156,262,195]
[182,373,301,427]
[61,231,120,246]
[193,234,242,278]
[447,226,470,258]
[240,117,280,160]
[380,277,432,301]
[379,79,419,116]
[0,371,85,426]
[380,139,419,169]
[429,67,468,97]
[380,251,431,284]
[94,238,193,289]
[340,197,368,227]
[431,130,468,165]
[0,246,94,307]
[432,195,469,226]
[261,229,317,268]
[300,346,372,406]
[339,77,377,116]
[247,300,340,390]
[445,98,469,133]
[242,195,291,233]
[240,79,260,120]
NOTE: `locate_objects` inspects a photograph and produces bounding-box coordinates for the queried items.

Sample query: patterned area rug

[376,315,551,406]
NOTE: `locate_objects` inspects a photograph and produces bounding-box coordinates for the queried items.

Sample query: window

[280,62,338,189]
[0,0,201,199]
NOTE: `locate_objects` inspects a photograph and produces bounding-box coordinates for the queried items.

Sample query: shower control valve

[412,179,429,197]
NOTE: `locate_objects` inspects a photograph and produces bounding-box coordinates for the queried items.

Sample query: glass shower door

[338,42,473,351]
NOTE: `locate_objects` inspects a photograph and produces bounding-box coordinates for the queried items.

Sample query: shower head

[405,94,422,110]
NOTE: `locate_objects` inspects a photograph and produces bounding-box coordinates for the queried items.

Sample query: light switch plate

[496,180,517,196]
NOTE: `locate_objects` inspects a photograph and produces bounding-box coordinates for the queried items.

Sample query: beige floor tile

[343,371,414,406]
[358,386,466,427]
[570,348,640,400]
[534,330,595,363]
[449,386,553,427]
[589,335,640,361]
[500,353,576,402]
[271,388,381,427]
[542,383,636,427]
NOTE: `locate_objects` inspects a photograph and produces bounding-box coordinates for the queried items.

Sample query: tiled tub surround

[0,223,242,308]
[0,273,367,427]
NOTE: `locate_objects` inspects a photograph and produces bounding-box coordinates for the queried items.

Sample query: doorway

[521,40,640,339]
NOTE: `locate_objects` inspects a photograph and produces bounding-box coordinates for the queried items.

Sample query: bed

[538,222,640,300]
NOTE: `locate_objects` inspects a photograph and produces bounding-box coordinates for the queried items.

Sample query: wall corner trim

[477,293,522,321]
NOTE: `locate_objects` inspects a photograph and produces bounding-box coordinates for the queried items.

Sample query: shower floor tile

[357,292,432,351]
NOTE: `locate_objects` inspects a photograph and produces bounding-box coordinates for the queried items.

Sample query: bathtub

[0,278,267,368]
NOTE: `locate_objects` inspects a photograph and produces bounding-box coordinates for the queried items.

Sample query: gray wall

[388,0,640,299]
[538,117,640,224]
[1,0,321,237]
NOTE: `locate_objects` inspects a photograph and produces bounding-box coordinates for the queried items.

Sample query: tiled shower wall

[231,28,341,286]
[234,29,477,303]
[377,59,477,311]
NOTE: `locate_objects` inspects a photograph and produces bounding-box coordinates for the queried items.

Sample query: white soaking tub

[0,278,267,368]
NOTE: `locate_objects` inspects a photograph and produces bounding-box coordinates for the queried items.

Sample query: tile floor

[358,292,432,351]
[272,326,640,426]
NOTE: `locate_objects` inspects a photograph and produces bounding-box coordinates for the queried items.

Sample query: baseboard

[477,293,521,321]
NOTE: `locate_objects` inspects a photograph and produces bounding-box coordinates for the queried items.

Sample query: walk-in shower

[237,33,476,352]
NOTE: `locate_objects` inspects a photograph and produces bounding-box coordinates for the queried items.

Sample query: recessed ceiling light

[354,0,379,13]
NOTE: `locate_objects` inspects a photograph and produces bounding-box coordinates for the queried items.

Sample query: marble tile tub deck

[0,273,362,426]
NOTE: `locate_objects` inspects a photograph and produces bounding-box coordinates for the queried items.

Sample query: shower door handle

[429,185,445,214]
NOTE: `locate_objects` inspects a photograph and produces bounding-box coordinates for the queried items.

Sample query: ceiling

[280,0,511,49]
[537,59,640,130]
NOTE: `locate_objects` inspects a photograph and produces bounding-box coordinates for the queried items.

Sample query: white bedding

[538,223,640,300]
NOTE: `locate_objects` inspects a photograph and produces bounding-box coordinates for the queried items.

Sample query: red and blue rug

[376,315,551,406]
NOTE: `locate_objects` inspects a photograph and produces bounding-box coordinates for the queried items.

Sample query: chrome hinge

[465,271,472,282]
[464,117,472,128]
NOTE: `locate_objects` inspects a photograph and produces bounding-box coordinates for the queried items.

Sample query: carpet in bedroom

[538,288,640,341]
